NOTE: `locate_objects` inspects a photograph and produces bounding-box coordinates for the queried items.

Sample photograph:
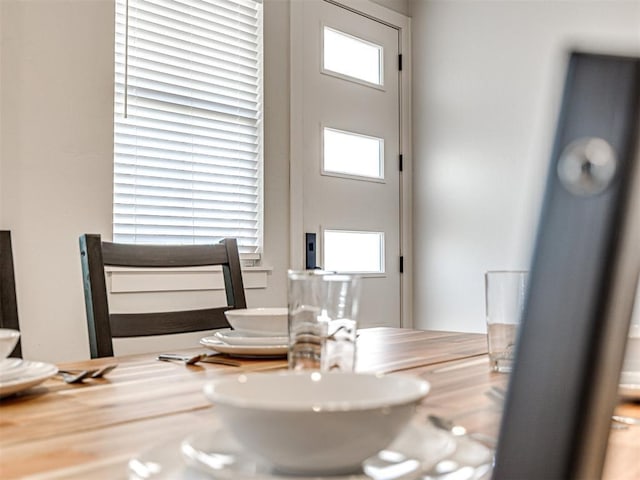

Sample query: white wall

[410,0,640,333]
[2,0,638,361]
[1,0,115,362]
[0,0,290,362]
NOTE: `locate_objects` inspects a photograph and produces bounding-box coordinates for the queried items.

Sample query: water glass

[485,270,528,373]
[287,270,361,371]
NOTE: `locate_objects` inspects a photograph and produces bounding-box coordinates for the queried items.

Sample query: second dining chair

[79,234,247,358]
[0,230,22,358]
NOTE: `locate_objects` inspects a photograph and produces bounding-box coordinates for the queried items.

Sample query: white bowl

[203,371,430,475]
[0,329,20,359]
[224,307,288,336]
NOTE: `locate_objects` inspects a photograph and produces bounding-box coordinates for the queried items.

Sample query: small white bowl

[224,307,288,336]
[0,329,20,359]
[203,371,430,475]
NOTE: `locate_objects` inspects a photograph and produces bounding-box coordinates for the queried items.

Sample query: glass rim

[485,270,529,276]
[287,269,360,282]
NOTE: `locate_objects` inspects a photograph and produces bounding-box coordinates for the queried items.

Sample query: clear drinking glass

[287,270,361,371]
[485,270,528,373]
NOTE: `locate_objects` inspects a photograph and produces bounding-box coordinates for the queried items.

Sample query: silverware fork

[88,363,118,378]
[57,363,118,383]
[57,370,91,384]
[157,353,204,365]
[157,353,242,367]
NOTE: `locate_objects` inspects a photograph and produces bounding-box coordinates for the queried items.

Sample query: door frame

[289,0,413,327]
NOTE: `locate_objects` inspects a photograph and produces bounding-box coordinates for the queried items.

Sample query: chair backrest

[79,234,247,358]
[0,230,22,358]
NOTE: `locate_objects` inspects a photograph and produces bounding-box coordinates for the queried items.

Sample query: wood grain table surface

[0,327,637,479]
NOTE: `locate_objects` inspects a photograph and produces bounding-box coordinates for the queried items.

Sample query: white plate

[0,358,30,382]
[214,329,288,347]
[200,337,288,358]
[129,420,494,480]
[0,359,58,398]
[619,371,640,400]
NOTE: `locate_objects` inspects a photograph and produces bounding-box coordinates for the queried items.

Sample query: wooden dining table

[0,327,638,479]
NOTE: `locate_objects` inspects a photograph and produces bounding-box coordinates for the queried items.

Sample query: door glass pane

[324,230,384,273]
[323,128,384,179]
[323,26,383,86]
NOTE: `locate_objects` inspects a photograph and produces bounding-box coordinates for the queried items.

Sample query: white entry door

[293,0,403,328]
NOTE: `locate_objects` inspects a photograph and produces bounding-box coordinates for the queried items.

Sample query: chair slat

[110,308,230,337]
[101,242,229,268]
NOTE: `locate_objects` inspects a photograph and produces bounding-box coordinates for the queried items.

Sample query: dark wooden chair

[0,230,22,358]
[79,234,247,358]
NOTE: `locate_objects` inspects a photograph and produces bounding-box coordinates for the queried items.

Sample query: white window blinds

[113,0,263,256]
